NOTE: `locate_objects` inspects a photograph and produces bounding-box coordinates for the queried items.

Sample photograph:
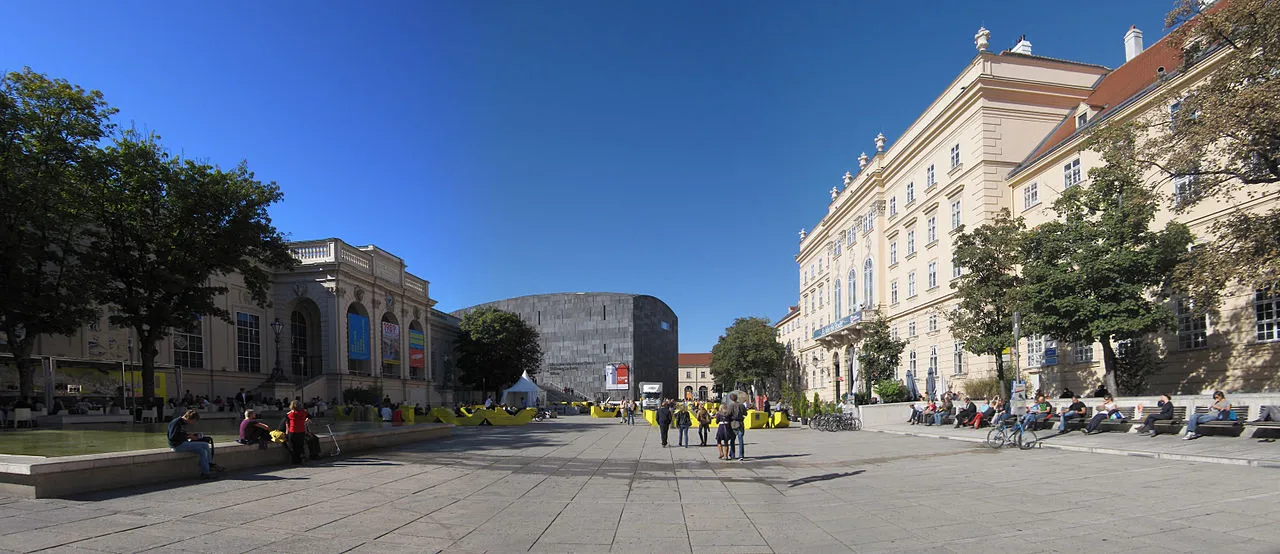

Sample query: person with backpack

[696,402,712,446]
[655,400,673,447]
[675,404,693,447]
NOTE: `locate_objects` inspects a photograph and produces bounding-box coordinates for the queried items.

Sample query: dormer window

[1077,113,1088,127]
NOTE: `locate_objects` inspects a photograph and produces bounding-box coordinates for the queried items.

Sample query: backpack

[677,411,691,427]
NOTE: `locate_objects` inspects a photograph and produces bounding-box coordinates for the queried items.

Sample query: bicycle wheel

[808,416,820,430]
[851,417,862,431]
[1018,428,1039,450]
[985,428,1006,449]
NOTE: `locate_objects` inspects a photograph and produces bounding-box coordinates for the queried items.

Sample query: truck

[639,382,662,411]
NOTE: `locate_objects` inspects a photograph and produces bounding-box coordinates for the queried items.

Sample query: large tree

[1134,0,1280,307]
[0,68,115,400]
[855,316,907,396]
[710,317,785,395]
[1020,126,1193,395]
[945,209,1025,394]
[454,307,542,398]
[92,131,295,405]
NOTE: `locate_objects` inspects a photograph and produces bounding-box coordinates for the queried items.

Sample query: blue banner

[812,310,865,340]
[348,313,370,360]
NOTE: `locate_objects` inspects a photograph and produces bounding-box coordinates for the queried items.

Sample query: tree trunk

[12,340,35,401]
[138,327,159,406]
[1098,335,1119,396]
[993,353,1007,401]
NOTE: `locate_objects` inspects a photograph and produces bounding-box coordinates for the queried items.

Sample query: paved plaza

[1,417,1279,553]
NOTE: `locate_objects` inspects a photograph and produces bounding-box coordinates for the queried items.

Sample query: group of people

[653,394,749,461]
[908,389,1245,441]
[169,398,326,479]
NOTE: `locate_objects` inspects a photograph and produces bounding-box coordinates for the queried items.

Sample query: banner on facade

[605,363,630,390]
[348,314,370,360]
[381,322,401,363]
[408,329,425,369]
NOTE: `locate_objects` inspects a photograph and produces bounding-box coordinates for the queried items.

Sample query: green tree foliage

[92,131,296,404]
[856,316,907,396]
[872,379,910,404]
[0,68,115,400]
[1132,0,1280,307]
[455,307,543,398]
[709,317,785,394]
[1114,338,1160,395]
[1020,126,1193,395]
[946,209,1026,391]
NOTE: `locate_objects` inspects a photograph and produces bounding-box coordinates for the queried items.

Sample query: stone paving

[0,417,1278,553]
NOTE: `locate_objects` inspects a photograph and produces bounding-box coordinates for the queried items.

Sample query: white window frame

[1178,299,1209,350]
[1027,334,1045,368]
[906,230,916,256]
[235,312,262,373]
[1074,341,1094,363]
[928,313,938,332]
[929,345,939,375]
[908,321,917,337]
[951,200,961,230]
[173,324,205,369]
[907,272,917,297]
[889,196,897,216]
[905,182,915,204]
[1064,158,1082,188]
[926,164,936,188]
[890,280,899,304]
[952,258,962,279]
[890,242,898,265]
[927,261,937,289]
[909,350,917,374]
[1258,286,1280,342]
[950,145,960,169]
[953,341,965,375]
[1023,183,1040,210]
[927,216,937,244]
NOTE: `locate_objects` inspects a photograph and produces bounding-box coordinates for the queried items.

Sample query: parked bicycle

[986,418,1038,450]
[807,412,862,432]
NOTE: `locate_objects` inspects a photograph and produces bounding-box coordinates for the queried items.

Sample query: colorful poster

[381,321,401,363]
[348,313,370,360]
[84,317,130,361]
[605,363,629,390]
[408,329,425,369]
[615,363,629,387]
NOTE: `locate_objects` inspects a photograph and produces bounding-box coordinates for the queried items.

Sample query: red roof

[678,353,712,366]
[1020,29,1183,167]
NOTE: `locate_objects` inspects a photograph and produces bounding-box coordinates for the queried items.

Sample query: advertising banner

[605,363,630,390]
[348,313,370,360]
[381,322,401,363]
[408,329,425,369]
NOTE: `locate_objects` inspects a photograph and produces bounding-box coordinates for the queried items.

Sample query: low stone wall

[0,423,452,499]
[858,392,1280,428]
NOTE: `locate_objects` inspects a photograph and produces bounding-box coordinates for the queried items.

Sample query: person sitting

[1137,394,1174,436]
[932,398,953,426]
[954,397,977,428]
[168,410,224,478]
[1021,395,1053,429]
[972,399,996,429]
[1185,391,1231,440]
[909,401,925,425]
[1085,395,1120,434]
[991,397,1012,428]
[1057,395,1087,433]
[237,409,272,449]
[921,400,938,426]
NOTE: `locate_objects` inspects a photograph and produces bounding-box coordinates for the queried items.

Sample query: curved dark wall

[452,293,678,401]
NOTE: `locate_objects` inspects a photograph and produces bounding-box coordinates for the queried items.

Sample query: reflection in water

[0,420,420,457]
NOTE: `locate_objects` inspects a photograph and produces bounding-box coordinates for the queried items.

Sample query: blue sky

[2,1,1174,351]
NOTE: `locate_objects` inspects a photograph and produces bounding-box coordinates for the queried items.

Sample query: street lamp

[268,318,287,383]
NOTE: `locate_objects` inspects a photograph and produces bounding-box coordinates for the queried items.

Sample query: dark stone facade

[452,293,678,401]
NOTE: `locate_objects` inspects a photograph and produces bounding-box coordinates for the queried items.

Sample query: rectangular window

[928,313,938,332]
[1077,113,1087,127]
[1173,173,1199,207]
[1258,286,1280,341]
[950,145,960,169]
[1064,158,1082,188]
[890,281,899,304]
[889,197,897,216]
[907,231,916,256]
[953,342,965,375]
[235,312,261,373]
[909,351,917,373]
[604,343,608,353]
[890,242,898,265]
[173,325,204,369]
[1178,299,1209,349]
[892,327,900,340]
[1023,183,1040,210]
[952,258,962,279]
[603,305,607,320]
[927,261,937,289]
[1027,334,1045,368]
[929,345,938,374]
[908,321,917,337]
[1074,341,1094,363]
[907,272,917,297]
[951,200,961,230]
[686,371,692,379]
[926,164,936,188]
[927,217,937,244]
[906,182,915,204]
[701,371,706,379]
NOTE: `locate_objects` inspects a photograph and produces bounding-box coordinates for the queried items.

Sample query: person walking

[656,400,673,447]
[696,402,712,446]
[716,402,733,460]
[676,404,692,447]
[728,393,747,461]
[281,400,310,464]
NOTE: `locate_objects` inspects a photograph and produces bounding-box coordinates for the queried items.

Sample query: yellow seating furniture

[590,405,620,418]
[770,411,790,428]
[425,407,456,424]
[744,410,769,430]
[400,409,415,424]
[488,408,536,426]
[644,409,658,427]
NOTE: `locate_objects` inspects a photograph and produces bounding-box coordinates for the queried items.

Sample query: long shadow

[66,465,311,501]
[742,453,810,461]
[787,470,865,488]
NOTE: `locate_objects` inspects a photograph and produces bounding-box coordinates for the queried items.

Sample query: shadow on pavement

[787,470,865,488]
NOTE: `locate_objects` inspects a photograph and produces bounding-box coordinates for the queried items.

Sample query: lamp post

[268,318,287,383]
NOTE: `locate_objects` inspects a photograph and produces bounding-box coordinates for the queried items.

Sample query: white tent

[501,371,544,408]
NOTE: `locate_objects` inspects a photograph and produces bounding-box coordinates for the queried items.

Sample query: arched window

[833,279,842,318]
[290,311,308,376]
[864,258,874,306]
[847,268,857,312]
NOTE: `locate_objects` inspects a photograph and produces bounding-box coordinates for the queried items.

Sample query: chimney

[1011,35,1032,55]
[1125,26,1144,62]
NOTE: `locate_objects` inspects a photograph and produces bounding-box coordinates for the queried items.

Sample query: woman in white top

[1084,396,1120,434]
